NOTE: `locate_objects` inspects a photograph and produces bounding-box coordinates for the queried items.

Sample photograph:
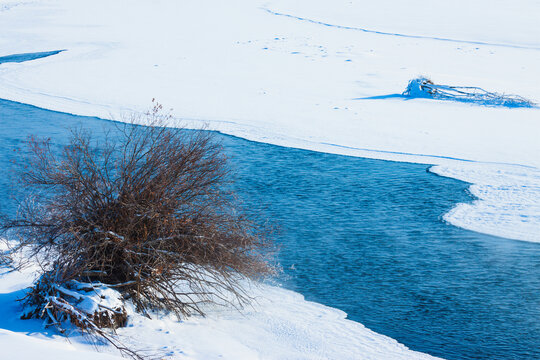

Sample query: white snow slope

[0,260,439,360]
[0,0,538,358]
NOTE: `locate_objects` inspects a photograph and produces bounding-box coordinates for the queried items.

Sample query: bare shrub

[2,102,275,329]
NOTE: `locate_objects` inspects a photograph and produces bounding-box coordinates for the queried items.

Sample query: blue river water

[0,98,539,360]
[0,50,64,64]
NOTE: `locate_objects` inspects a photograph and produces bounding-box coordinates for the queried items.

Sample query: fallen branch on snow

[403,77,535,108]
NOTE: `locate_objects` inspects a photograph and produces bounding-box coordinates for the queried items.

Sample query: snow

[115,283,439,360]
[431,163,540,242]
[58,282,124,315]
[0,0,538,358]
[0,257,122,359]
[0,261,440,360]
[0,329,121,360]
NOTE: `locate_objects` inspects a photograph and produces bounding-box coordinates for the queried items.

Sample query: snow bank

[0,328,122,360]
[0,265,440,360]
[431,163,540,242]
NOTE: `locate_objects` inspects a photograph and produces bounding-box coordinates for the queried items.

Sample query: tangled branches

[20,274,140,358]
[403,77,535,108]
[1,102,275,344]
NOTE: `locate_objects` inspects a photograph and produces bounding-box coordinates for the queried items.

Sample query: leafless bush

[2,102,275,331]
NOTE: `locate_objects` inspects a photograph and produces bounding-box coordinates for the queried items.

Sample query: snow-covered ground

[0,258,440,360]
[0,0,539,358]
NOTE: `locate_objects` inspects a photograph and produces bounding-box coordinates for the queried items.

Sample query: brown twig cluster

[1,102,275,340]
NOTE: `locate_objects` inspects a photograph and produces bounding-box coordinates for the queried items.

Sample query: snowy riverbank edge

[0,259,442,360]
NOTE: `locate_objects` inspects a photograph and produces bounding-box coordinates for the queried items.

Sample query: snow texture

[0,259,440,359]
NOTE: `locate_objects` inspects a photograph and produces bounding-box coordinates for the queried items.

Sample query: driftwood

[403,77,535,108]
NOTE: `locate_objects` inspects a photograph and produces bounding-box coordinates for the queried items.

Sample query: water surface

[0,50,64,64]
[0,99,539,360]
